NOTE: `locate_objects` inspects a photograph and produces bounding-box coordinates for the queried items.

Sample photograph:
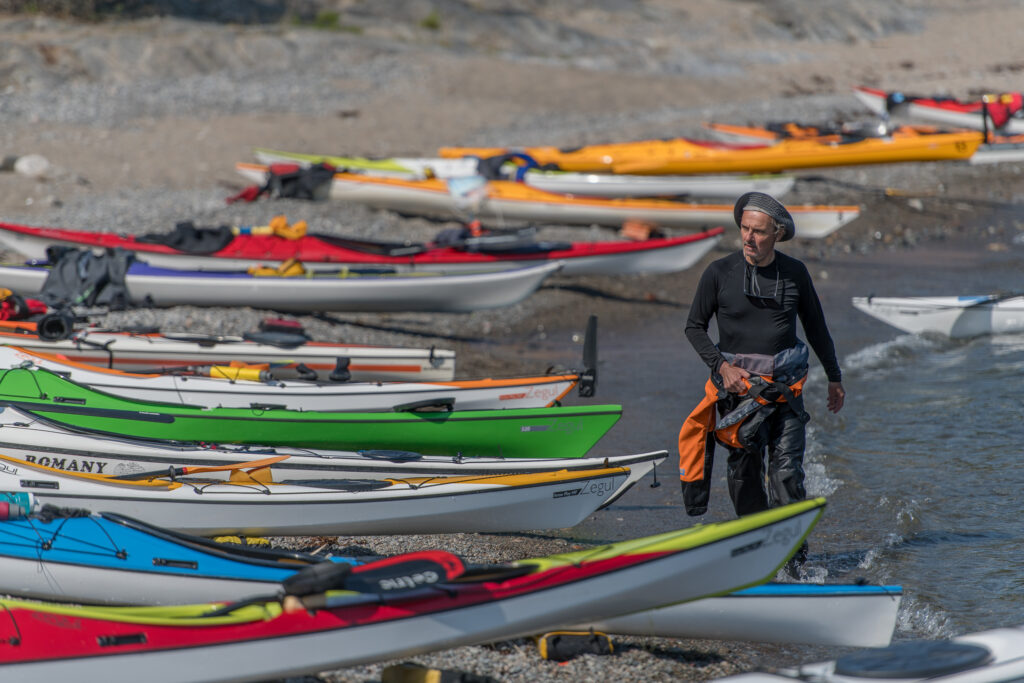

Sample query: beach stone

[12,153,49,178]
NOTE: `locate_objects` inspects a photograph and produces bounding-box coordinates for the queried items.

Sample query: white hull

[854,87,1024,135]
[576,585,902,647]
[0,457,629,536]
[0,261,561,313]
[969,142,1024,165]
[0,406,664,500]
[525,171,795,199]
[0,330,455,381]
[237,164,856,237]
[0,556,283,607]
[718,625,1024,682]
[852,295,1024,338]
[2,504,824,683]
[0,346,574,411]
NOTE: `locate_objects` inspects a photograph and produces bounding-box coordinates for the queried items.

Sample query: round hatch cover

[833,641,991,679]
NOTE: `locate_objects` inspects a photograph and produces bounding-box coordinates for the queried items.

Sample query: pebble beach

[1,2,1024,681]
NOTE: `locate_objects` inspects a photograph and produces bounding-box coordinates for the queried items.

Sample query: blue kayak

[0,505,364,605]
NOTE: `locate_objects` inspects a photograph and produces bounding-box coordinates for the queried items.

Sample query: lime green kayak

[0,367,620,458]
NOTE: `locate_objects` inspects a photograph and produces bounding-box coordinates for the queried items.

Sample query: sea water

[564,306,1024,648]
[806,331,1024,639]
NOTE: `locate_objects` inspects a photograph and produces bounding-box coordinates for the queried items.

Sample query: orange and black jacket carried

[678,372,808,516]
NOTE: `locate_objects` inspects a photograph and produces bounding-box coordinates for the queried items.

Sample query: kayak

[252,147,798,199]
[703,120,953,144]
[438,131,982,175]
[0,454,630,536]
[0,219,724,275]
[236,162,859,238]
[851,294,1024,338]
[0,259,562,313]
[0,319,457,381]
[0,366,621,458]
[577,582,902,648]
[704,120,1024,167]
[716,622,1024,682]
[854,85,1024,134]
[0,498,825,682]
[968,136,1024,165]
[0,345,580,412]
[0,405,665,494]
[0,506,364,605]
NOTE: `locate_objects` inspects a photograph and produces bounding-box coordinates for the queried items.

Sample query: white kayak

[969,141,1024,165]
[0,405,665,498]
[0,259,561,313]
[0,453,632,536]
[851,294,1024,338]
[0,345,578,412]
[237,162,858,238]
[854,86,1024,135]
[0,322,456,381]
[252,147,797,199]
[716,624,1024,682]
[576,582,902,648]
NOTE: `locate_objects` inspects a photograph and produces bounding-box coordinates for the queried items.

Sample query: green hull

[0,368,620,458]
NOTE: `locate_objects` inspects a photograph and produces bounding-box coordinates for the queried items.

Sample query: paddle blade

[578,315,597,397]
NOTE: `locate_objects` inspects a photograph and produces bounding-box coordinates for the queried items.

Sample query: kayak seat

[242,331,308,348]
[313,233,428,257]
[356,449,425,461]
[137,222,235,254]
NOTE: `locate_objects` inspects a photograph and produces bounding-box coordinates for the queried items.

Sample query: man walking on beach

[679,192,845,564]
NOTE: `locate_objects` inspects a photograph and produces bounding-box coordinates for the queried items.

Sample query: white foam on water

[841,334,948,376]
[896,593,956,639]
[803,425,842,498]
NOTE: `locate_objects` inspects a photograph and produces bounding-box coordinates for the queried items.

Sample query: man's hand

[718,360,750,393]
[827,381,845,413]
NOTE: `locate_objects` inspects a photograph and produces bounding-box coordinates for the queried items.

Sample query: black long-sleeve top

[684,250,842,382]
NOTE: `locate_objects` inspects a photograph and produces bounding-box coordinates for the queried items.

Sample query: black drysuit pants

[720,401,807,517]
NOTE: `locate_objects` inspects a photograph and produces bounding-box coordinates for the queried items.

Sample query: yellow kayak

[439,130,983,175]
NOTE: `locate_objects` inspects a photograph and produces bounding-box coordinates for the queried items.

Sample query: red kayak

[855,86,1024,134]
[0,220,724,276]
[0,499,824,682]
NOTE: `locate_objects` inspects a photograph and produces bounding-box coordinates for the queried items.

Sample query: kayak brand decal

[730,540,763,557]
[553,479,616,498]
[21,455,108,474]
[522,420,583,434]
[763,520,803,549]
[30,612,82,631]
[377,570,439,591]
[730,519,804,557]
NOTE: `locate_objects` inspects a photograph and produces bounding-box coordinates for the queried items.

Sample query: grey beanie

[733,192,795,242]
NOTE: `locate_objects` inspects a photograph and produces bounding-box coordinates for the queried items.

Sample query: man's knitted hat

[733,191,795,241]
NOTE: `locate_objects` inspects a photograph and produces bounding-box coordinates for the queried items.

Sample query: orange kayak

[439,130,983,175]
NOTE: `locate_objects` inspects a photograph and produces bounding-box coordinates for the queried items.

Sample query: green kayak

[0,367,620,458]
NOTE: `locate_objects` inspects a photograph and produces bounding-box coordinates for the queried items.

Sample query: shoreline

[0,4,1022,680]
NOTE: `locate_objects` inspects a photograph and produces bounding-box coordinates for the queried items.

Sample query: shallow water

[812,332,1024,638]
[546,244,1024,658]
